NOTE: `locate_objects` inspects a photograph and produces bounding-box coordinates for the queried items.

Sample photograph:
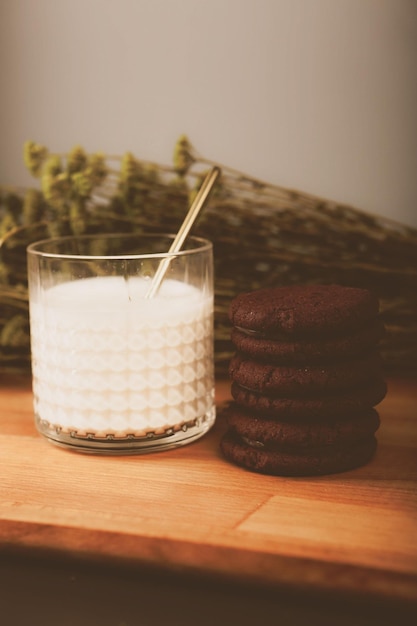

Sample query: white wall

[1,0,416,227]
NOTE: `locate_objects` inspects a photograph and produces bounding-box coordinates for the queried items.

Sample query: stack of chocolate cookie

[220,284,387,476]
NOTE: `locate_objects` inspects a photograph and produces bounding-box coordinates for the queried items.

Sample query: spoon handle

[145,166,221,298]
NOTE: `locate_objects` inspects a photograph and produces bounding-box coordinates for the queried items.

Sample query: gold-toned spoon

[145,166,221,298]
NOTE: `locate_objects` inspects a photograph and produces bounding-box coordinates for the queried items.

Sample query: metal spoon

[145,165,221,298]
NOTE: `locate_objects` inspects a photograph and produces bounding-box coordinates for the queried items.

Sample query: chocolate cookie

[225,403,380,448]
[229,352,383,396]
[228,285,379,337]
[231,378,387,419]
[230,318,385,363]
[222,284,385,476]
[220,430,378,476]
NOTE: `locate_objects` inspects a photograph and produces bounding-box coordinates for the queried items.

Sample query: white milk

[30,276,214,439]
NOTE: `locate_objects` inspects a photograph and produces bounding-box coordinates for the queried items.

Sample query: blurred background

[0,0,416,226]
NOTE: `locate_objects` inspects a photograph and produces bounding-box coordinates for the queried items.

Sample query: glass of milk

[27,233,215,454]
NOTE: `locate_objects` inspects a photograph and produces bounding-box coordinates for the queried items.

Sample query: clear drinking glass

[27,233,215,454]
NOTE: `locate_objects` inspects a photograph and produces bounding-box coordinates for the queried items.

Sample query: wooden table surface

[1,373,416,609]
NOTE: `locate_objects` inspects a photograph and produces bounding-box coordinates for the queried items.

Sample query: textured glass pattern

[30,277,214,438]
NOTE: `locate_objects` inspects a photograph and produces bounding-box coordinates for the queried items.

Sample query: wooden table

[1,374,416,624]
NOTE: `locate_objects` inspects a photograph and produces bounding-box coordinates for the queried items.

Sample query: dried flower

[42,172,70,208]
[23,141,48,177]
[43,155,63,177]
[1,136,415,378]
[67,145,88,174]
[69,199,88,236]
[72,171,93,198]
[120,152,142,183]
[41,156,70,208]
[89,152,108,186]
[22,189,44,225]
[173,135,194,176]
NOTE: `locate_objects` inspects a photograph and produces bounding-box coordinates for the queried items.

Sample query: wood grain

[0,374,416,605]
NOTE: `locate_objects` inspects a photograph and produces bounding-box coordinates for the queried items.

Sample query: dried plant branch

[1,135,416,375]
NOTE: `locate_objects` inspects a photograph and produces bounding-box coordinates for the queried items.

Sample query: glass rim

[27,232,212,261]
